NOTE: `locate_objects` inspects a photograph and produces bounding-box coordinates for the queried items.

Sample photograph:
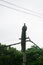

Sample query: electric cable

[1,0,43,16]
[0,4,43,18]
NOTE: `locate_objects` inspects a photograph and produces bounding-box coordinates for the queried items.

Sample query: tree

[0,43,43,65]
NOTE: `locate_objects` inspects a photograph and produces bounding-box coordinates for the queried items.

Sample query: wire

[1,0,43,16]
[0,4,43,18]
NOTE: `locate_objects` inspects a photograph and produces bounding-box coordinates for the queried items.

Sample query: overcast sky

[0,0,43,50]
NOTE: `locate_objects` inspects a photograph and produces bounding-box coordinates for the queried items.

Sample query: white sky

[0,0,43,50]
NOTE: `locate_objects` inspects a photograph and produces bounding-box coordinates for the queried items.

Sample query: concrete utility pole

[21,23,27,65]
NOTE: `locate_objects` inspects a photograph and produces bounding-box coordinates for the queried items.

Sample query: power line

[1,0,43,16]
[0,4,43,18]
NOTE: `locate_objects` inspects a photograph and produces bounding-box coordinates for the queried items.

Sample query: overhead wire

[1,0,43,16]
[0,4,43,18]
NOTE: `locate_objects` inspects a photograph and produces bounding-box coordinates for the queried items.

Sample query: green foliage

[0,43,23,65]
[26,45,43,65]
[0,43,43,65]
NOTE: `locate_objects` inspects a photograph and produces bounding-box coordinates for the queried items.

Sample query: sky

[0,0,43,50]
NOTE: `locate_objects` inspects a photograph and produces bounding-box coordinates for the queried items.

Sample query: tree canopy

[0,43,43,65]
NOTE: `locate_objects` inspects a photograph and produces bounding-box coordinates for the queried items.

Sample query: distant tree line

[0,43,43,65]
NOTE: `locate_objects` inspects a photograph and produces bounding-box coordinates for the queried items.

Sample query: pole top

[22,23,27,31]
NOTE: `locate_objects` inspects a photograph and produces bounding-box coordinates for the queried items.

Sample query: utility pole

[21,23,27,65]
[7,23,43,65]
